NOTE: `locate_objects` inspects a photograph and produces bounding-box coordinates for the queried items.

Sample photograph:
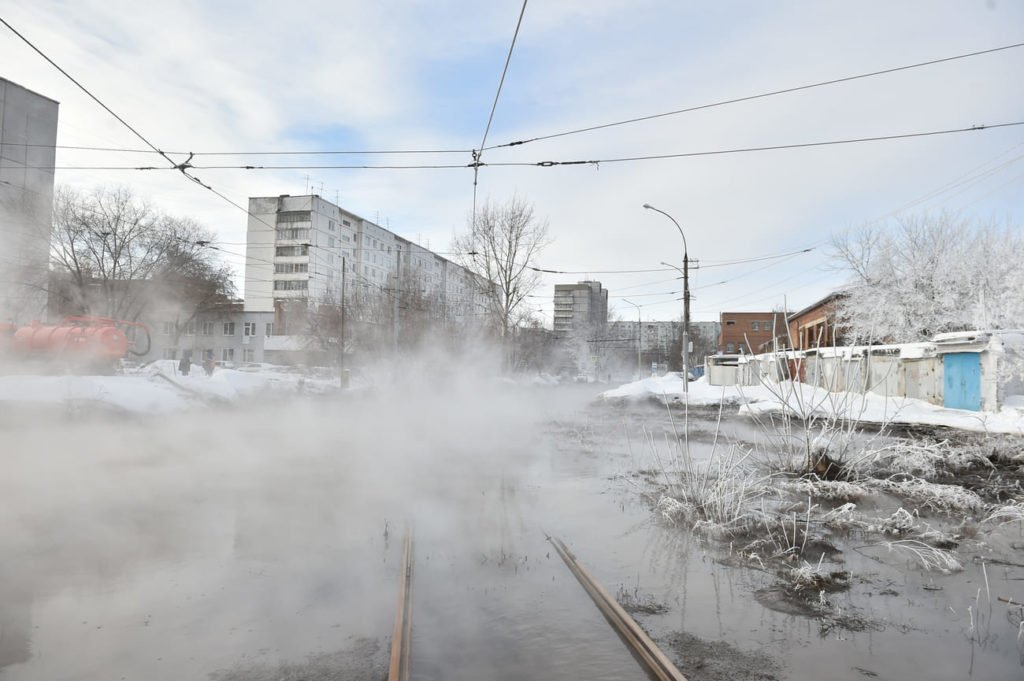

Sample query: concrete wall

[0,79,58,324]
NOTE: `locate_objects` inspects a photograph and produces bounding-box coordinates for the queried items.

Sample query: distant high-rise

[0,78,58,323]
[553,281,608,337]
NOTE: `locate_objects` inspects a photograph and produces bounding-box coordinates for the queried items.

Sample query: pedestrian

[178,354,190,376]
[204,351,215,376]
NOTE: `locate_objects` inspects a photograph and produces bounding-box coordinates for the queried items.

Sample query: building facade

[717,311,788,354]
[787,292,846,350]
[553,281,608,337]
[0,78,58,324]
[243,194,485,335]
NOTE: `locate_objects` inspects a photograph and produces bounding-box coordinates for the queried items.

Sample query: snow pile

[600,375,1024,434]
[599,375,776,406]
[0,361,340,413]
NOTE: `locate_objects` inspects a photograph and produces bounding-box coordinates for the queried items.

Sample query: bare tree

[453,197,550,340]
[831,212,1024,343]
[50,185,235,327]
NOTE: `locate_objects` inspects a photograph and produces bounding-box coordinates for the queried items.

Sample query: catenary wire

[486,41,1024,150]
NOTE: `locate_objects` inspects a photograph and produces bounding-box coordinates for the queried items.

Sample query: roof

[786,291,847,323]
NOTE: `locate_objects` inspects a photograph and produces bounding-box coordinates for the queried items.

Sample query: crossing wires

[471,0,529,224]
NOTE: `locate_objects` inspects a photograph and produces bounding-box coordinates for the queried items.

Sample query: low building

[718,311,787,354]
[787,292,847,350]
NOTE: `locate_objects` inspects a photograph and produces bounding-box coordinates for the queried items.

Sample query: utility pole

[645,204,691,394]
[623,299,642,379]
[392,246,401,353]
[339,257,346,382]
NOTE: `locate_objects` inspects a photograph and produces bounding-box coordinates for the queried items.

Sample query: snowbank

[600,375,1024,434]
[599,374,777,406]
[0,361,341,414]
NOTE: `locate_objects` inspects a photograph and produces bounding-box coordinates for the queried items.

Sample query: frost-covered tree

[453,197,550,339]
[831,213,1024,343]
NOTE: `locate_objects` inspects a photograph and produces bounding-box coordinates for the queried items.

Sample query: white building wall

[0,79,58,323]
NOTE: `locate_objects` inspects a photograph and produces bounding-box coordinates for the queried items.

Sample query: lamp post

[622,298,642,379]
[643,203,690,393]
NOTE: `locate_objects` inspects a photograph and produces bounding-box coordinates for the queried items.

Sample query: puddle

[1,381,1022,680]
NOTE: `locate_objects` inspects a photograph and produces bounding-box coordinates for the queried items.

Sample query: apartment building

[0,78,58,323]
[243,194,484,334]
[553,281,608,337]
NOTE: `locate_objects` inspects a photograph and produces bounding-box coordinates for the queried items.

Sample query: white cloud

[1,0,1021,323]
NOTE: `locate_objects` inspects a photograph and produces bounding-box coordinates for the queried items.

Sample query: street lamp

[622,298,642,379]
[643,203,690,393]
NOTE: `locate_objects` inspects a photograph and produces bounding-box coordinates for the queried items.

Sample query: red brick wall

[718,312,786,354]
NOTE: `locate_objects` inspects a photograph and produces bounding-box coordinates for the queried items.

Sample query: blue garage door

[943,352,981,411]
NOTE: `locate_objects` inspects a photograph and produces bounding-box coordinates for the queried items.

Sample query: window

[726,320,735,326]
[277,211,311,223]
[328,220,335,231]
[274,263,308,273]
[265,323,274,336]
[764,321,772,332]
[163,348,177,359]
[183,321,196,335]
[752,321,760,331]
[275,245,309,256]
[342,234,350,242]
[243,322,256,336]
[738,344,745,354]
[328,236,335,247]
[342,219,351,226]
[273,280,308,290]
[161,321,174,335]
[243,348,255,362]
[726,343,735,353]
[327,253,335,264]
[202,321,215,335]
[223,322,235,336]
[221,348,235,362]
[276,228,309,240]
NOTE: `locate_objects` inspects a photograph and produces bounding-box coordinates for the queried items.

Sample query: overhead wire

[470,0,529,227]
[33,120,1024,172]
[486,41,1024,150]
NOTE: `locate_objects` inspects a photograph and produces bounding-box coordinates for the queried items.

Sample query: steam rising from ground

[1,346,592,679]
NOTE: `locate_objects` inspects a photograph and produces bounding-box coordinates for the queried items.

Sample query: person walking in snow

[178,354,190,376]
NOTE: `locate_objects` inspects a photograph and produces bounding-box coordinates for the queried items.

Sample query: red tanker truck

[0,316,150,372]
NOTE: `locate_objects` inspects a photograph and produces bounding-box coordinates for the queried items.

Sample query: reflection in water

[1,380,1022,680]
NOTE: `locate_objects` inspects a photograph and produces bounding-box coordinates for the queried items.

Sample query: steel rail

[547,535,689,681]
[388,525,415,681]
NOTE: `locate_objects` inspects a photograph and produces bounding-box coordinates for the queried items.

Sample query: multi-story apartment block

[609,320,720,371]
[553,281,608,338]
[244,194,484,334]
[0,78,58,324]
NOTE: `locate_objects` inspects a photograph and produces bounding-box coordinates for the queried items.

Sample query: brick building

[787,292,847,350]
[717,311,788,354]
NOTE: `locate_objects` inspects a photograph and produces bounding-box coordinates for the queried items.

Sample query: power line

[487,41,1024,150]
[471,0,529,229]
[3,142,474,156]
[0,17,178,170]
[485,121,1024,168]
[43,120,1021,172]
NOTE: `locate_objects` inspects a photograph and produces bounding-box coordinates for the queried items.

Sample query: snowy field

[601,374,1024,435]
[0,361,342,413]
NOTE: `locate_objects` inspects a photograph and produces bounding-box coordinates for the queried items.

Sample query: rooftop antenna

[304,174,311,195]
[317,181,324,196]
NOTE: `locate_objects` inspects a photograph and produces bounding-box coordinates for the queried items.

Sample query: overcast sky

[2,0,1022,324]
